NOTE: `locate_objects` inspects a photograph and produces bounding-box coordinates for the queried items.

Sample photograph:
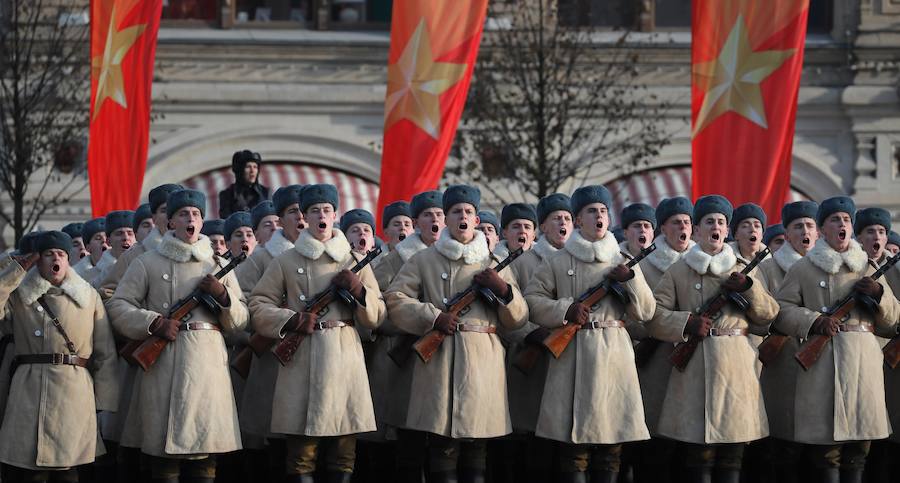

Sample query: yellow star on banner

[384,19,468,139]
[691,14,795,138]
[91,5,146,121]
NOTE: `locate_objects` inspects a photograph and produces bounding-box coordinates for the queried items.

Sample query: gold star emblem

[691,15,795,138]
[384,20,468,139]
[91,4,147,121]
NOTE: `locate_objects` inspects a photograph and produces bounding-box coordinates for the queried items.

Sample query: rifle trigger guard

[476,286,499,307]
[197,293,223,317]
[336,288,358,310]
[608,282,630,306]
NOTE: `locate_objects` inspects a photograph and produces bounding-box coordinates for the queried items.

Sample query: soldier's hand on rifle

[333,270,364,300]
[685,314,713,338]
[199,274,229,304]
[565,302,589,326]
[811,315,840,337]
[474,268,511,299]
[854,277,883,301]
[286,312,318,335]
[606,264,635,283]
[12,252,39,272]
[525,327,551,346]
[149,317,181,341]
[722,272,751,292]
[434,312,459,335]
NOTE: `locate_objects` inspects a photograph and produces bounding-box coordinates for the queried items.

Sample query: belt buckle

[455,323,464,332]
[588,321,600,330]
[315,321,326,331]
[51,353,64,364]
[708,328,717,337]
[182,322,195,331]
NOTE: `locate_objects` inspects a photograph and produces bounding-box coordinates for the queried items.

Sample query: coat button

[34,329,42,337]
[695,283,702,290]
[299,294,307,301]
[36,305,44,312]
[162,302,169,309]
[567,269,575,276]
[821,306,828,312]
[441,272,448,280]
[442,297,449,305]
[297,268,305,274]
[162,274,170,281]
[819,281,826,288]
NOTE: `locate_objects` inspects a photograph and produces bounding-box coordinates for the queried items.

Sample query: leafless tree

[446,0,673,204]
[0,0,90,245]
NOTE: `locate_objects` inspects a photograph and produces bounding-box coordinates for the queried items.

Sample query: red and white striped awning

[606,165,808,224]
[182,162,380,219]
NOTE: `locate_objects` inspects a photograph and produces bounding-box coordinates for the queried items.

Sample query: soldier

[386,185,527,483]
[493,203,536,259]
[651,195,777,482]
[61,222,87,261]
[729,203,768,263]
[476,210,501,253]
[219,150,270,218]
[762,224,786,253]
[202,219,228,257]
[887,230,900,255]
[251,200,281,245]
[856,207,890,262]
[225,211,257,259]
[107,189,249,483]
[341,209,376,255]
[0,231,119,482]
[774,197,899,483]
[134,203,156,244]
[73,217,109,285]
[619,203,655,258]
[525,186,654,483]
[236,185,305,483]
[249,184,385,483]
[94,210,136,289]
[382,201,414,251]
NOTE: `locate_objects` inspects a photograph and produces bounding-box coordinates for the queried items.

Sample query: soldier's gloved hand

[434,312,459,335]
[854,277,883,301]
[332,269,364,300]
[285,312,317,335]
[606,264,635,283]
[199,274,228,304]
[474,268,511,299]
[525,327,551,346]
[12,252,39,272]
[149,317,180,341]
[565,302,589,326]
[685,314,713,338]
[811,315,840,337]
[722,272,751,292]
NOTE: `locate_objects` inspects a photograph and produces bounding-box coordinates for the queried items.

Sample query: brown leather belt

[839,323,873,333]
[456,324,497,334]
[709,328,748,337]
[13,353,89,368]
[180,322,221,332]
[580,320,625,330]
[315,320,355,330]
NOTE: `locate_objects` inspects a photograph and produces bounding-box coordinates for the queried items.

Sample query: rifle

[757,327,790,367]
[412,248,523,364]
[669,247,770,372]
[124,253,247,371]
[795,252,899,370]
[271,247,381,366]
[540,244,657,360]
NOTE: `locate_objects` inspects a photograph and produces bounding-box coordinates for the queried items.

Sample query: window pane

[162,0,217,20]
[807,0,832,33]
[234,0,311,22]
[655,0,691,28]
[558,0,634,27]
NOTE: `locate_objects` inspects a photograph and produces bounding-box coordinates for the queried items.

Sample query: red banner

[691,0,809,223]
[88,0,162,217]
[375,0,489,234]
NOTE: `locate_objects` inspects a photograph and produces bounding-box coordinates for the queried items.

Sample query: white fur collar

[17,267,93,308]
[294,228,351,262]
[564,230,623,264]
[684,243,738,276]
[645,235,694,273]
[265,230,295,258]
[774,242,803,273]
[157,232,214,263]
[807,238,868,275]
[728,241,769,264]
[434,229,490,265]
[533,236,559,261]
[142,228,164,252]
[493,240,510,259]
[395,232,429,263]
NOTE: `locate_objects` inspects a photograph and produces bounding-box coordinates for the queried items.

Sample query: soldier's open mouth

[318,222,327,230]
[241,243,249,252]
[399,234,407,241]
[358,238,367,248]
[560,228,567,236]
[839,230,847,240]
[518,236,526,244]
[639,235,647,244]
[874,242,881,252]
[431,225,439,233]
[712,233,721,241]
[101,245,108,252]
[749,236,757,243]
[80,251,89,258]
[459,223,468,230]
[298,223,306,230]
[680,233,688,241]
[186,226,195,236]
[596,222,603,229]
[52,264,60,273]
[802,238,810,245]
[122,243,131,251]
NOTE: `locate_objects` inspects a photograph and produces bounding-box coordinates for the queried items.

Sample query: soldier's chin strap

[37,296,77,355]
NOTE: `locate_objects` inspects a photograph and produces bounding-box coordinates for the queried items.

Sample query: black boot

[839,467,862,483]
[685,467,711,483]
[427,471,458,483]
[589,470,618,483]
[712,468,739,483]
[818,468,839,483]
[324,471,352,483]
[559,472,588,483]
[458,468,485,483]
[285,475,315,483]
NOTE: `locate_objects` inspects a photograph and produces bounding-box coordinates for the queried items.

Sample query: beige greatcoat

[0,261,119,469]
[249,229,384,437]
[107,232,248,457]
[386,229,528,438]
[775,239,899,444]
[651,243,777,444]
[525,231,654,444]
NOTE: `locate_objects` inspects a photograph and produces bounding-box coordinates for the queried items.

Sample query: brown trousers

[285,435,357,475]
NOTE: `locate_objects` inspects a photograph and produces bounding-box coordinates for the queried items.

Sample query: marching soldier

[224,211,257,259]
[387,185,528,483]
[381,201,414,251]
[0,231,119,482]
[96,210,136,289]
[651,195,778,482]
[525,186,654,483]
[108,189,249,483]
[476,210,501,253]
[251,200,280,245]
[73,217,109,285]
[763,224,786,253]
[888,230,900,255]
[61,222,87,261]
[493,203,536,259]
[219,150,269,219]
[134,203,156,244]
[202,219,228,257]
[774,197,899,483]
[729,203,768,264]
[619,203,655,259]
[249,184,385,483]
[341,209,376,255]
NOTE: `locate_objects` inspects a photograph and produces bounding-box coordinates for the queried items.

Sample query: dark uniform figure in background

[219,150,270,218]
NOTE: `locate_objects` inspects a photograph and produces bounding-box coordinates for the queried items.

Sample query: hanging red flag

[691,0,810,223]
[375,0,489,234]
[88,0,163,217]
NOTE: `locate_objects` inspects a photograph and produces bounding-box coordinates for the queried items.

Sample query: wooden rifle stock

[412,248,524,364]
[540,244,658,359]
[272,247,381,366]
[795,252,899,370]
[669,247,770,372]
[757,331,790,366]
[231,332,280,377]
[125,253,247,371]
